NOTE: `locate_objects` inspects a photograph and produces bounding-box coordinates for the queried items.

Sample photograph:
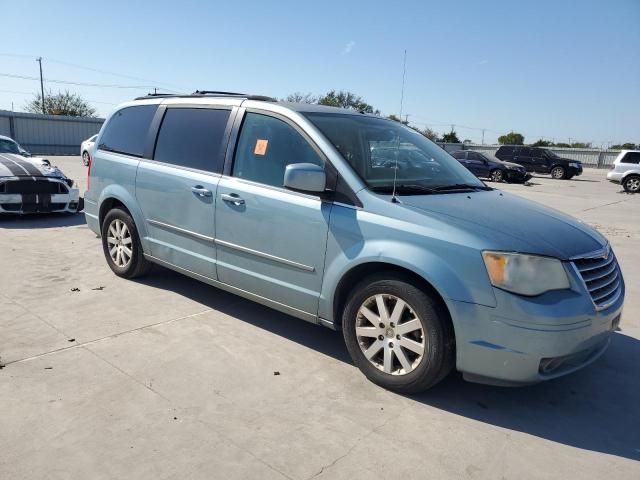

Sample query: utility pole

[404,114,409,124]
[36,57,45,114]
[481,129,486,145]
[398,50,407,125]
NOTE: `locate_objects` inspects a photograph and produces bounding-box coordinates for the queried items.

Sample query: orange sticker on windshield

[254,139,268,156]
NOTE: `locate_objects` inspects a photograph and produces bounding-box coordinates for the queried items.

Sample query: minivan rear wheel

[623,175,640,193]
[342,274,454,393]
[551,166,566,179]
[101,208,152,278]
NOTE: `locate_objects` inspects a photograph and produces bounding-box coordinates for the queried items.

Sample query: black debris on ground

[273,371,280,376]
[91,286,105,291]
[70,287,80,292]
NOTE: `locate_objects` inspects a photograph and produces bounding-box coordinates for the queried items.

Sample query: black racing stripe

[0,156,27,176]
[9,156,42,176]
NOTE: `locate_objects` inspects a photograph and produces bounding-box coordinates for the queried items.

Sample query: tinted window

[519,147,532,156]
[468,152,482,161]
[154,108,230,172]
[232,113,323,187]
[498,146,514,157]
[621,152,640,164]
[452,151,466,159]
[99,105,157,157]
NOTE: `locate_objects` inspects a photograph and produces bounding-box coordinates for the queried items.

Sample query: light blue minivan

[84,92,624,393]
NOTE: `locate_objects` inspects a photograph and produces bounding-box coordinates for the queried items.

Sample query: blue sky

[1,0,638,145]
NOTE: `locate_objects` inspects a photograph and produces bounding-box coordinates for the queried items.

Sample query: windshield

[304,113,485,193]
[0,139,21,154]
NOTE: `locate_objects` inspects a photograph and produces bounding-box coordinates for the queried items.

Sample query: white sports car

[0,135,81,214]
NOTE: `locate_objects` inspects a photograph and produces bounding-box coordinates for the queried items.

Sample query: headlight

[482,251,570,296]
[569,162,580,168]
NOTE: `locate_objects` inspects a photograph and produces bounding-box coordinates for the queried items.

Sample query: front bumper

[448,278,624,386]
[0,188,81,214]
[505,170,531,183]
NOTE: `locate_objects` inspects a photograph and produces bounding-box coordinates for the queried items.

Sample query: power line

[0,53,187,92]
[0,72,161,89]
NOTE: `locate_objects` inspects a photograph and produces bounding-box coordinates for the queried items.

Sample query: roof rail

[134,91,277,102]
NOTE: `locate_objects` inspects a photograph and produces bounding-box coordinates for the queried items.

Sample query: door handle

[221,193,245,205]
[191,186,212,197]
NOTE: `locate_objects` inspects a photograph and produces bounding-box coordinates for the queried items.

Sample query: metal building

[0,110,104,155]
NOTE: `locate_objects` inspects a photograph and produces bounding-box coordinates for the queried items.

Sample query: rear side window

[98,105,157,157]
[154,108,231,172]
[498,146,514,157]
[621,152,640,164]
[519,147,532,156]
[232,113,323,187]
[452,151,466,159]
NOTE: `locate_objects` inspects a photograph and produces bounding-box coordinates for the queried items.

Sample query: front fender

[318,207,497,323]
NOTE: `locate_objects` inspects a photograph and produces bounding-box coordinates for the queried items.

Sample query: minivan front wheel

[550,166,566,179]
[342,274,454,393]
[101,208,152,278]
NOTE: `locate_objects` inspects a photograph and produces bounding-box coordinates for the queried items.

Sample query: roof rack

[134,90,277,102]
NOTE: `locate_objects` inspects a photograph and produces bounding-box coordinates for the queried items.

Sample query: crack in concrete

[307,411,403,479]
[1,307,214,366]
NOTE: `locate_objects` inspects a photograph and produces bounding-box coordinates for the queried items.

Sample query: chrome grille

[573,247,622,310]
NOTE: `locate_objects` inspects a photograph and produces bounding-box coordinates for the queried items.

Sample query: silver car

[81,134,98,166]
[606,150,640,192]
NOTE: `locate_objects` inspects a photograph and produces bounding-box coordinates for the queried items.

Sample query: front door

[467,152,490,177]
[215,111,331,316]
[136,106,232,278]
[514,147,533,171]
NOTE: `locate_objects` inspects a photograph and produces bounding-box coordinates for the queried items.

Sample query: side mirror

[19,148,31,157]
[284,163,326,193]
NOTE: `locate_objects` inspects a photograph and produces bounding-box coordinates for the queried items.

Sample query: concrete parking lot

[1,157,639,480]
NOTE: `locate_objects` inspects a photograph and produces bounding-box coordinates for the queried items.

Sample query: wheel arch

[331,261,454,334]
[97,186,148,242]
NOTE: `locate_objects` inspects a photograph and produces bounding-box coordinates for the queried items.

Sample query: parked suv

[85,93,624,393]
[451,150,530,183]
[495,146,583,179]
[606,150,640,193]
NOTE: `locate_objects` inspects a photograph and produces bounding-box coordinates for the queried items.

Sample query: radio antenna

[391,49,407,203]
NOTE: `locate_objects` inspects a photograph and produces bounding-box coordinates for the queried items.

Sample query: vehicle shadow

[137,267,640,462]
[0,212,86,229]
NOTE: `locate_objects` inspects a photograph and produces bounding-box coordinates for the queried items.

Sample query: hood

[400,190,606,260]
[495,160,525,169]
[0,152,66,179]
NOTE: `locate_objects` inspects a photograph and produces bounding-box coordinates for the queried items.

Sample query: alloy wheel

[625,177,640,192]
[355,294,425,375]
[107,219,133,268]
[551,167,565,179]
[82,151,90,166]
[491,170,503,182]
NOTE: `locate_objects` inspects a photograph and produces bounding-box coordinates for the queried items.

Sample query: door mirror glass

[284,163,326,193]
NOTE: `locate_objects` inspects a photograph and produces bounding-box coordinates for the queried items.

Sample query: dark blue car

[452,150,531,183]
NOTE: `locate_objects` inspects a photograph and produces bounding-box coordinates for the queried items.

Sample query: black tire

[101,208,152,278]
[342,273,455,394]
[82,151,90,166]
[623,175,640,193]
[550,165,566,179]
[489,169,504,182]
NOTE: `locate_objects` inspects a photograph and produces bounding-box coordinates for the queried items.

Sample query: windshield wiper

[433,183,493,192]
[370,184,437,195]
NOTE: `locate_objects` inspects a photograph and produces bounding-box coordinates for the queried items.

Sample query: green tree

[531,139,552,147]
[25,90,97,117]
[317,90,380,114]
[498,131,525,145]
[570,142,592,149]
[611,142,638,150]
[441,129,461,143]
[283,92,318,104]
[419,127,439,142]
[387,114,409,125]
[554,142,571,148]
